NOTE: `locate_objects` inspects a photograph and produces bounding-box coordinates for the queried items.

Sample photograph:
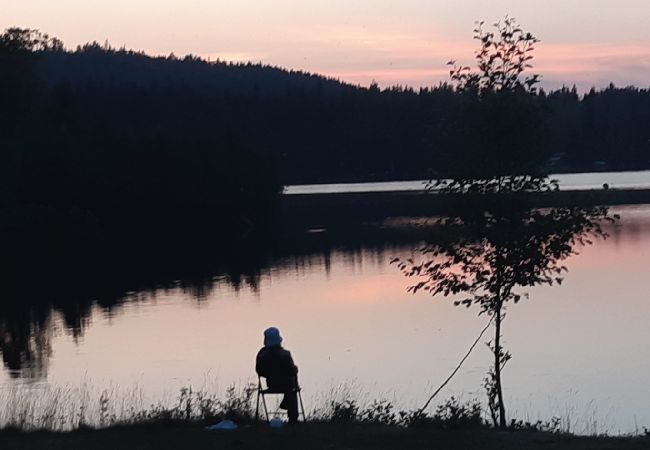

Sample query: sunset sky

[2,0,650,90]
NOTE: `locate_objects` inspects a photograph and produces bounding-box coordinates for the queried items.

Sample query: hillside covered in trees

[2,28,650,187]
[0,28,284,271]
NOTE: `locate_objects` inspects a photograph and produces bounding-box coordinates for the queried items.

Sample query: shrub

[400,397,484,430]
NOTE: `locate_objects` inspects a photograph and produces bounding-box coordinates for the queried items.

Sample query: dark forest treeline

[1,27,650,265]
[3,27,650,256]
[32,53,650,182]
[0,29,284,264]
[2,29,649,186]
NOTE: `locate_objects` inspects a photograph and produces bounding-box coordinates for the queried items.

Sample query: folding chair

[255,376,306,423]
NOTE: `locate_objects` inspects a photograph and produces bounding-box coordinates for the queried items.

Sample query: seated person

[256,327,299,423]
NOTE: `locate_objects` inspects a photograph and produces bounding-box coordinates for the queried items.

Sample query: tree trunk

[494,305,507,429]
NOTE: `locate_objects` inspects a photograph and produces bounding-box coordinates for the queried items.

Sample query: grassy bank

[2,422,649,450]
[2,384,649,449]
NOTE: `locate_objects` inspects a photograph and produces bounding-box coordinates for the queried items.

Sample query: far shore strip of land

[281,188,650,226]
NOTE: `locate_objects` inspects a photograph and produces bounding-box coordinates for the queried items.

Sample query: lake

[285,170,650,194]
[1,203,649,434]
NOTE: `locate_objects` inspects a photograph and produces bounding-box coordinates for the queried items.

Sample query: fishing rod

[418,317,494,414]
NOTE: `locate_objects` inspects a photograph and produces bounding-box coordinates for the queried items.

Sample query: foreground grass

[1,423,649,450]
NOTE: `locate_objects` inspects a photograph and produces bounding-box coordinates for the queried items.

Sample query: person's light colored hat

[264,327,283,347]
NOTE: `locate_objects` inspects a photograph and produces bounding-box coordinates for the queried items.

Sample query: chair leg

[298,390,306,422]
[261,391,270,423]
[255,388,260,422]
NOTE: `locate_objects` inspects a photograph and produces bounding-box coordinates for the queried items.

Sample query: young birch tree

[395,18,618,429]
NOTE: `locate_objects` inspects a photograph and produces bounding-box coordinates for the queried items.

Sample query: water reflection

[0,309,53,379]
[0,206,649,433]
[0,218,435,380]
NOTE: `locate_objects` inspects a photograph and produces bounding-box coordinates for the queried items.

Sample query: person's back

[255,327,299,423]
[256,345,297,391]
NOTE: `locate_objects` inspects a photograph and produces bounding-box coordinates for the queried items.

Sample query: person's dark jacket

[256,346,298,391]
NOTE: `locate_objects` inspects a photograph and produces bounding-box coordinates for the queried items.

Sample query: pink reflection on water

[0,205,649,433]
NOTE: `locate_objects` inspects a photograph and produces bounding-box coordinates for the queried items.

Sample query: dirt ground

[1,423,648,450]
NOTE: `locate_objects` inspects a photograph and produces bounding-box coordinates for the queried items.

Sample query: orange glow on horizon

[308,41,650,90]
[2,1,649,91]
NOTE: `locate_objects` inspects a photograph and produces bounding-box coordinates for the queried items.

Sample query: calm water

[285,170,650,194]
[1,205,650,434]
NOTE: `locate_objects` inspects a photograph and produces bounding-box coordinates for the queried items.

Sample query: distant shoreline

[284,169,650,195]
[281,188,650,226]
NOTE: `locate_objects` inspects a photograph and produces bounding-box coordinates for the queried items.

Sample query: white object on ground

[205,420,238,430]
[269,418,285,428]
